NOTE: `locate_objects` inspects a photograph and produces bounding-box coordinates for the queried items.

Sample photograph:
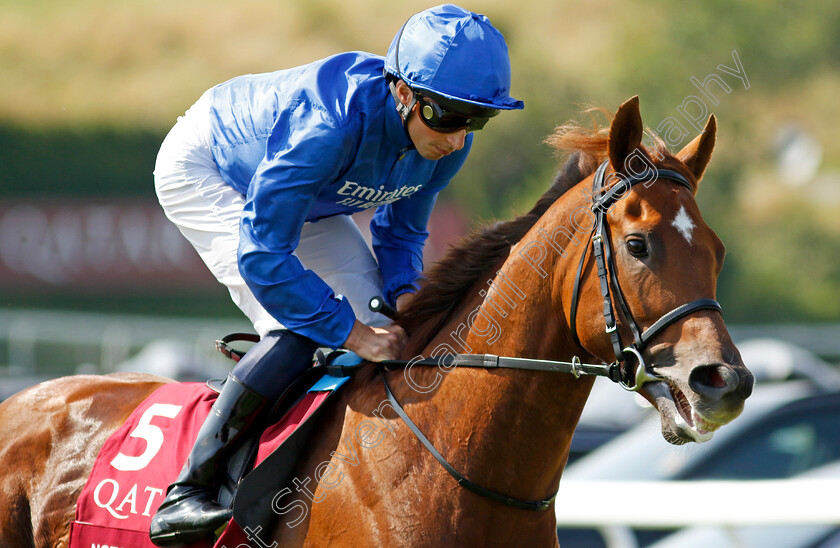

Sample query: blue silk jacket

[205,51,472,347]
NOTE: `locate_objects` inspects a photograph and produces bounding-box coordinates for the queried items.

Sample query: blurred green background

[1,0,839,327]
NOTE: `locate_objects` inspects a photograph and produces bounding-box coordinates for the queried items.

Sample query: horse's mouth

[644,381,722,445]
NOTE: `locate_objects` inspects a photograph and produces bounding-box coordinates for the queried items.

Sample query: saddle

[69,337,365,548]
[213,336,366,527]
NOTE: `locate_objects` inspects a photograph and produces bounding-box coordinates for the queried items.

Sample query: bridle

[365,159,724,512]
[568,160,722,391]
[212,164,726,515]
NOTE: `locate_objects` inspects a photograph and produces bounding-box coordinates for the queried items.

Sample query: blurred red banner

[0,200,214,289]
[0,200,469,291]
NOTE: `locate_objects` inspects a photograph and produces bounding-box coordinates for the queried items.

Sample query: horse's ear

[608,96,643,172]
[677,115,717,185]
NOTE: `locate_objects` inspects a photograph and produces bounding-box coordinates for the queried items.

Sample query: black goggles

[415,95,491,133]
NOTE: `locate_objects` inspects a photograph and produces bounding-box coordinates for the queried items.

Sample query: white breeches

[153,93,387,337]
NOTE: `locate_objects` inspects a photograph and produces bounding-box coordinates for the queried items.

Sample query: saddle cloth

[69,372,350,548]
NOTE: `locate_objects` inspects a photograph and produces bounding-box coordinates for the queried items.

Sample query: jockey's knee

[230,330,318,401]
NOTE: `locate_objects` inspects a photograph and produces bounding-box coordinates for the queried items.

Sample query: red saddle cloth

[69,381,332,548]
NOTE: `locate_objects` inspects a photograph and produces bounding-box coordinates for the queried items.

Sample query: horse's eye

[626,236,648,257]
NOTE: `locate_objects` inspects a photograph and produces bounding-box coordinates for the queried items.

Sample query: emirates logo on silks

[334,181,423,209]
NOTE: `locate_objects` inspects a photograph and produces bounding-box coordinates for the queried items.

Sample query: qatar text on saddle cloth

[68,381,332,548]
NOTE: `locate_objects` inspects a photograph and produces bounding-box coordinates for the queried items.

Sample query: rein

[374,354,616,512]
[372,348,668,511]
[372,161,725,512]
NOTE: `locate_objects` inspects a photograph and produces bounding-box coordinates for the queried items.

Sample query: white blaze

[672,206,696,244]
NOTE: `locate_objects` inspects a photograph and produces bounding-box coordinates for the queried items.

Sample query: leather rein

[375,162,723,512]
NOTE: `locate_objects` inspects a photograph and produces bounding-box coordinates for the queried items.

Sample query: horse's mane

[395,112,614,354]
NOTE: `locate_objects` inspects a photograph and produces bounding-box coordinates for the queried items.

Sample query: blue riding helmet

[384,4,524,118]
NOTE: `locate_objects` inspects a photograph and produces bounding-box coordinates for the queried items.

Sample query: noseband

[568,161,722,391]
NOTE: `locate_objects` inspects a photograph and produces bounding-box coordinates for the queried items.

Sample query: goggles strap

[389,80,417,124]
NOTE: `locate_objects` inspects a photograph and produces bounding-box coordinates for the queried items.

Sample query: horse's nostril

[689,364,737,395]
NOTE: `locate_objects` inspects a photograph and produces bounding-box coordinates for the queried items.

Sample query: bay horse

[0,96,753,547]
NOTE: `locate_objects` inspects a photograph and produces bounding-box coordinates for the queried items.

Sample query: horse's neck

[411,197,595,500]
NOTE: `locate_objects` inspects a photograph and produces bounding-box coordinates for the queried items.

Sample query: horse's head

[562,96,754,445]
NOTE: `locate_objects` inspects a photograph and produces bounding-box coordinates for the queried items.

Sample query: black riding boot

[149,374,266,546]
[149,330,317,547]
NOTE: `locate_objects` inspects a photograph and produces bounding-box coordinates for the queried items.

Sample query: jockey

[149,4,523,545]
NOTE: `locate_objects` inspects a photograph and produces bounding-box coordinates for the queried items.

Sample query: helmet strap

[389,80,416,124]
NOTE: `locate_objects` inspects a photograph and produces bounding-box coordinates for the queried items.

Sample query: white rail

[554,479,840,526]
[0,308,251,374]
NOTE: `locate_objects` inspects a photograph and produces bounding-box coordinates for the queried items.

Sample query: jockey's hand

[343,320,407,362]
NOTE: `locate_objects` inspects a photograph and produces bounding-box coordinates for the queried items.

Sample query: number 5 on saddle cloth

[69,338,365,547]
